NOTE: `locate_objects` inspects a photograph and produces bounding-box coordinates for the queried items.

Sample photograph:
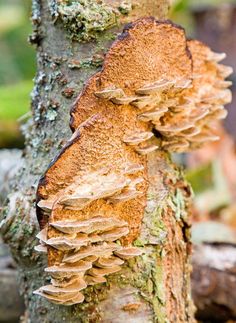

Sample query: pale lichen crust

[48,0,131,41]
[34,17,232,305]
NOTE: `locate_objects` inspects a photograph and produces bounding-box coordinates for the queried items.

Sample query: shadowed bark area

[0,0,195,322]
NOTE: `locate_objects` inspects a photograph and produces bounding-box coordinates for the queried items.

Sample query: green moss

[131,195,170,322]
[133,237,147,247]
[130,159,192,322]
[150,210,166,240]
[57,0,118,42]
[152,264,166,322]
[169,188,187,221]
[130,249,166,323]
[69,56,104,69]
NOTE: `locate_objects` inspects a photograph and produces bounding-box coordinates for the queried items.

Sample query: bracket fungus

[34,17,232,305]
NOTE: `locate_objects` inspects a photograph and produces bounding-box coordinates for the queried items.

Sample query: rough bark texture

[0,1,195,322]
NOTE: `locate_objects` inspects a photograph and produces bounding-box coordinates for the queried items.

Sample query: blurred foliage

[0,121,24,148]
[0,24,35,85]
[0,0,33,148]
[171,0,236,35]
[188,0,236,7]
[0,0,35,86]
[0,80,32,148]
[186,159,231,213]
[0,80,32,120]
[186,162,213,194]
[172,0,236,9]
[170,0,194,36]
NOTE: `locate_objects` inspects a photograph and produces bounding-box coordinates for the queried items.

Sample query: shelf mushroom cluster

[34,18,233,306]
[95,55,232,154]
[34,167,145,305]
[95,43,232,153]
[34,216,142,305]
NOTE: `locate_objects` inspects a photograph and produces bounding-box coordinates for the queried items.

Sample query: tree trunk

[0,1,195,322]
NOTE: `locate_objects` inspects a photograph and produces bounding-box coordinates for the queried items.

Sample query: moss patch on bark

[53,0,132,41]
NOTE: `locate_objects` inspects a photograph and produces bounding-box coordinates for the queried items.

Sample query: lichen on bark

[57,0,118,41]
[48,0,133,42]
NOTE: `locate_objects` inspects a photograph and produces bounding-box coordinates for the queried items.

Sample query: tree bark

[0,1,195,322]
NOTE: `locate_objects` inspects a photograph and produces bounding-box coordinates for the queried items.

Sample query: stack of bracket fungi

[93,33,232,154]
[34,17,232,305]
[157,39,233,152]
[34,215,140,305]
[35,165,144,305]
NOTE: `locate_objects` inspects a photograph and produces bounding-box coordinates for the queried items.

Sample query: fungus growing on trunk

[34,17,232,305]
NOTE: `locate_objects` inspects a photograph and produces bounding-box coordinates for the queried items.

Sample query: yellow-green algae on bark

[49,0,132,41]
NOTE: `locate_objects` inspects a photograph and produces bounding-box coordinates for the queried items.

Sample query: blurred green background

[0,0,34,148]
[0,0,236,148]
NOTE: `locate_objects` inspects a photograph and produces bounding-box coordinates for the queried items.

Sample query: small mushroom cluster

[95,45,232,153]
[34,216,142,305]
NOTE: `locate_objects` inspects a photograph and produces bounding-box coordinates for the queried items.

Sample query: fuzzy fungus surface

[34,17,232,305]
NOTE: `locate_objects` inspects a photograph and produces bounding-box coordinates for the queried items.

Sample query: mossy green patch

[57,0,118,42]
[169,188,187,221]
[132,249,166,323]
